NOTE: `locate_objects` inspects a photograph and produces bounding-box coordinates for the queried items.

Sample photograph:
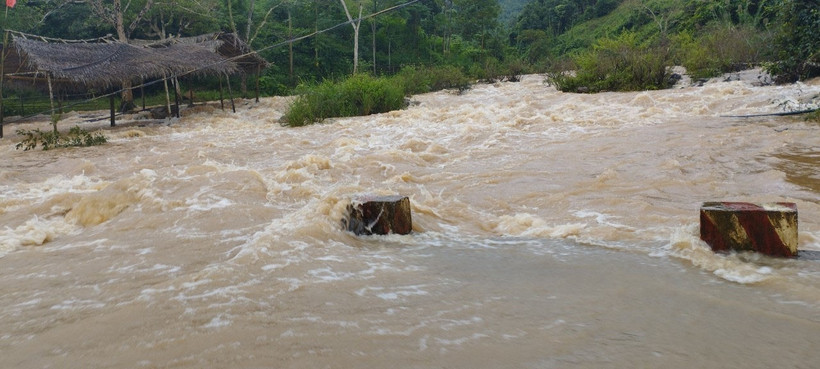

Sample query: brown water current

[1,73,819,368]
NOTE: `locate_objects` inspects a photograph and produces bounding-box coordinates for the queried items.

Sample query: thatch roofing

[138,32,269,74]
[2,31,267,91]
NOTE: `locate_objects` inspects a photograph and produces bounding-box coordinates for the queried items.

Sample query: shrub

[548,32,673,93]
[766,1,820,82]
[15,126,107,151]
[503,58,529,82]
[282,74,406,127]
[673,25,775,80]
[471,57,529,83]
[672,32,722,79]
[393,65,472,95]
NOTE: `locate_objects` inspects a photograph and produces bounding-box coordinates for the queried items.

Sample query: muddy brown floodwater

[1,72,819,368]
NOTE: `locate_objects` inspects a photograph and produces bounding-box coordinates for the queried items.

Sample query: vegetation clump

[393,65,472,95]
[282,74,405,127]
[548,32,672,93]
[15,126,108,151]
[283,65,483,127]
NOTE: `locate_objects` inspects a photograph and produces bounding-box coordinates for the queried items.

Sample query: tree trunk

[227,0,238,35]
[353,15,360,74]
[339,0,363,74]
[371,0,377,74]
[289,8,294,84]
[246,0,256,41]
[314,0,319,72]
[114,0,135,112]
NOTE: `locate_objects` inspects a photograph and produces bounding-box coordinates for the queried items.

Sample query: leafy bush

[471,57,529,83]
[766,1,820,82]
[15,126,107,151]
[282,74,406,127]
[673,25,775,79]
[548,32,673,93]
[393,65,472,95]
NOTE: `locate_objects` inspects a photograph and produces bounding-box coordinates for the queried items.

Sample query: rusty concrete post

[700,202,798,257]
[344,195,412,236]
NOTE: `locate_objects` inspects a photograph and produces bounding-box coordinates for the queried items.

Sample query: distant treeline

[2,0,817,97]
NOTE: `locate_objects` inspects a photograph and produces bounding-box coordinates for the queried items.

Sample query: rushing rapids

[1,72,819,367]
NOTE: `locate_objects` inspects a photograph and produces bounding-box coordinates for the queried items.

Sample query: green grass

[282,65,484,127]
[282,74,406,127]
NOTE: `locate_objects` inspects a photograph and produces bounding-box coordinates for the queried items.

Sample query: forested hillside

[498,0,529,26]
[0,0,817,96]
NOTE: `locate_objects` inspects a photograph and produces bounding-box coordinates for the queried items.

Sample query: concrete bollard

[700,202,798,257]
[344,195,412,236]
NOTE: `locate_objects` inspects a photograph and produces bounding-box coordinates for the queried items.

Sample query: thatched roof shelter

[1,31,266,92]
[138,32,269,74]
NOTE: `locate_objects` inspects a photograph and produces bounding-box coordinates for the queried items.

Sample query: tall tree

[144,0,221,40]
[339,0,363,74]
[88,0,155,110]
[452,0,500,46]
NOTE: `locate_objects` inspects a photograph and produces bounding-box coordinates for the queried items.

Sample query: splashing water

[1,73,819,368]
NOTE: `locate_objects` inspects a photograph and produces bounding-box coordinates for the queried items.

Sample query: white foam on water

[574,210,636,230]
[186,195,234,212]
[49,298,106,311]
[356,284,431,301]
[0,174,108,203]
[138,285,177,302]
[491,213,586,239]
[660,224,778,284]
[434,333,490,347]
[0,216,79,256]
[203,314,232,329]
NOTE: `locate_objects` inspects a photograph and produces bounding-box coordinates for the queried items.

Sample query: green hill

[499,0,530,28]
[512,0,818,86]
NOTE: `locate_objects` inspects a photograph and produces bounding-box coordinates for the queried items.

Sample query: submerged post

[700,202,798,257]
[344,195,412,236]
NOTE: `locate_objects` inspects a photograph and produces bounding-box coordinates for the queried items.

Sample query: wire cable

[1,0,421,126]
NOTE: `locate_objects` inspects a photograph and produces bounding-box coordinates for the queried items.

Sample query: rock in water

[700,202,798,257]
[344,195,412,236]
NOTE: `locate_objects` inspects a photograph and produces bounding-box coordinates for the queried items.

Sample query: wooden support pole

[141,78,145,111]
[189,89,194,107]
[0,30,7,139]
[163,72,171,117]
[173,77,180,118]
[46,74,57,134]
[255,64,261,103]
[219,74,225,111]
[225,74,236,113]
[109,93,116,127]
